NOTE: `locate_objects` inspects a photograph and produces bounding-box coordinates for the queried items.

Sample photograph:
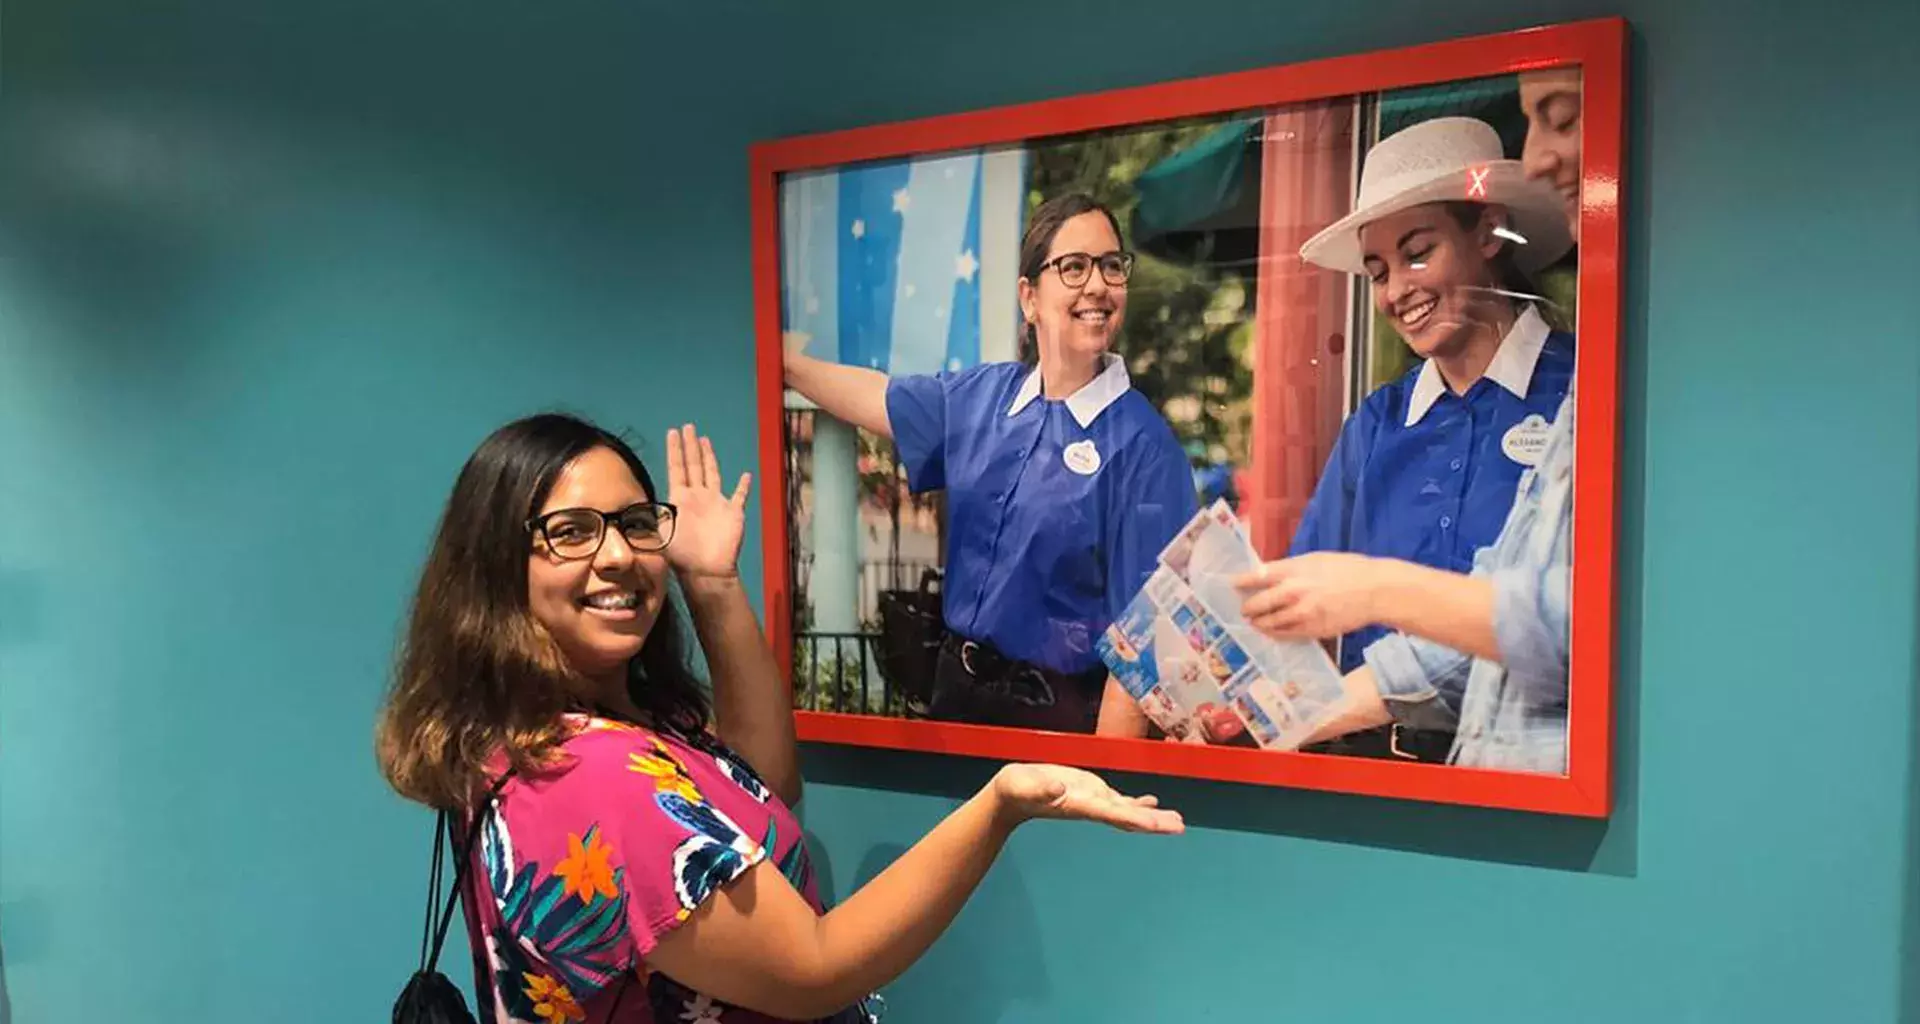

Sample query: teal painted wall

[2,2,1915,1022]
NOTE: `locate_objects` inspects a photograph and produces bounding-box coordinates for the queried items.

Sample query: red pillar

[1247,100,1356,558]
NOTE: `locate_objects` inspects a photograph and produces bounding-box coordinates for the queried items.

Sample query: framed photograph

[751,18,1625,816]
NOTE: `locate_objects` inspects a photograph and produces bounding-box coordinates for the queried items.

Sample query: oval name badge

[1502,414,1552,467]
[1063,439,1102,476]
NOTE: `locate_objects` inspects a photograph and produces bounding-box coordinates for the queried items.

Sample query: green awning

[1127,118,1263,270]
[1127,75,1526,269]
[1379,76,1526,157]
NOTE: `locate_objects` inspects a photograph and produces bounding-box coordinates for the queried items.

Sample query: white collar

[1405,305,1551,427]
[1007,353,1132,428]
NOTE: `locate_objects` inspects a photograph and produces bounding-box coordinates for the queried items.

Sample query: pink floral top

[462,714,874,1024]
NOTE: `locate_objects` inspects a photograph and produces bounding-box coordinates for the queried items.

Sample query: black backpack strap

[415,803,449,975]
[420,772,514,984]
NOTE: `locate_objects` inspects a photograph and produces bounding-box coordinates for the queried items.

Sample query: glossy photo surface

[752,19,1624,817]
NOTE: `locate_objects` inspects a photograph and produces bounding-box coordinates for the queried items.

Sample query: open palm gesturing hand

[992,764,1185,835]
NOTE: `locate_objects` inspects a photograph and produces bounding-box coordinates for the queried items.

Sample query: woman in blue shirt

[785,193,1197,735]
[1287,117,1575,763]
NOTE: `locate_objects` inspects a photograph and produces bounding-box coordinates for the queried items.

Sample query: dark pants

[928,635,1105,734]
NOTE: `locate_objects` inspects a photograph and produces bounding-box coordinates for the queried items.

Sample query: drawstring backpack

[392,775,511,1024]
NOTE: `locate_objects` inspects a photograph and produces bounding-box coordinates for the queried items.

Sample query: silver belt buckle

[959,640,979,676]
[1389,724,1419,760]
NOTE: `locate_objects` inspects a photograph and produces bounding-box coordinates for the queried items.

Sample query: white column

[807,415,861,637]
[978,148,1027,365]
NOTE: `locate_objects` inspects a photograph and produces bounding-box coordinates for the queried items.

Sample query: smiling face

[526,446,670,687]
[1359,202,1506,360]
[1519,67,1584,242]
[1019,210,1129,366]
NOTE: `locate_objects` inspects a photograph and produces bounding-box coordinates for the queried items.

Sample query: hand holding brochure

[1095,501,1347,750]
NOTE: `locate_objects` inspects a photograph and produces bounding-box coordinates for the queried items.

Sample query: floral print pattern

[628,738,705,805]
[713,752,771,804]
[524,972,586,1022]
[467,717,868,1023]
[658,792,760,922]
[553,829,620,904]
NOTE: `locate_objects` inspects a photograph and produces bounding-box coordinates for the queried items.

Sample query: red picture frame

[750,17,1625,817]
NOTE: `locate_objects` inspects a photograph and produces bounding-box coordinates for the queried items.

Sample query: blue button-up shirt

[886,355,1197,675]
[1290,306,1574,673]
[1362,385,1576,774]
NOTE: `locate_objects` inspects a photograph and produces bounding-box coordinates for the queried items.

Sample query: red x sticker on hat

[1467,166,1491,199]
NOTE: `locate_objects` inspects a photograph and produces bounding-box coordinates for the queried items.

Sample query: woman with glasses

[784,192,1196,736]
[376,415,1181,1024]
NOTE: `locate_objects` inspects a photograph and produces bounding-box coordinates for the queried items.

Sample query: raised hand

[990,763,1184,835]
[663,423,752,582]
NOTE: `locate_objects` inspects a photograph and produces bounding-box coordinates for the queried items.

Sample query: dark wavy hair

[1440,200,1565,329]
[375,413,711,811]
[1018,192,1127,366]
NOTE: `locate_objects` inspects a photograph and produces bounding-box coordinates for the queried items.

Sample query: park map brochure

[1096,501,1347,750]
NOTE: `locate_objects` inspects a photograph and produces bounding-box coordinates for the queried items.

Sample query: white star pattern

[851,219,866,239]
[955,248,979,283]
[891,187,911,215]
[947,357,963,372]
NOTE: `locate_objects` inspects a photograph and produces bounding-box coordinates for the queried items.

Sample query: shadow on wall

[803,831,839,918]
[0,929,13,1024]
[1899,501,1920,1024]
[805,828,1052,1021]
[849,842,1049,1022]
[801,742,1631,878]
[789,26,1667,883]
[0,568,41,1024]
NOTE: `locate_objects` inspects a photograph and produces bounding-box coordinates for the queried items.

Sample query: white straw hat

[1299,116,1573,276]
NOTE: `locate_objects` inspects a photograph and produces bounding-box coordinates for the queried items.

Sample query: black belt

[938,635,1048,701]
[934,634,1105,714]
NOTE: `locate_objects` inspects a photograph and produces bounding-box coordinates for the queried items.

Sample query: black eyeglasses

[1039,251,1135,289]
[526,502,677,561]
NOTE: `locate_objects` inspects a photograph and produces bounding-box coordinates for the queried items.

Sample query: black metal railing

[785,405,935,721]
[793,630,930,720]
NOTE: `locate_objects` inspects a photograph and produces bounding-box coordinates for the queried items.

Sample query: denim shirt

[1361,387,1575,775]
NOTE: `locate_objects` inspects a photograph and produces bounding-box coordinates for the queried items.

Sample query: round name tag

[1502,414,1552,466]
[1063,439,1102,475]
